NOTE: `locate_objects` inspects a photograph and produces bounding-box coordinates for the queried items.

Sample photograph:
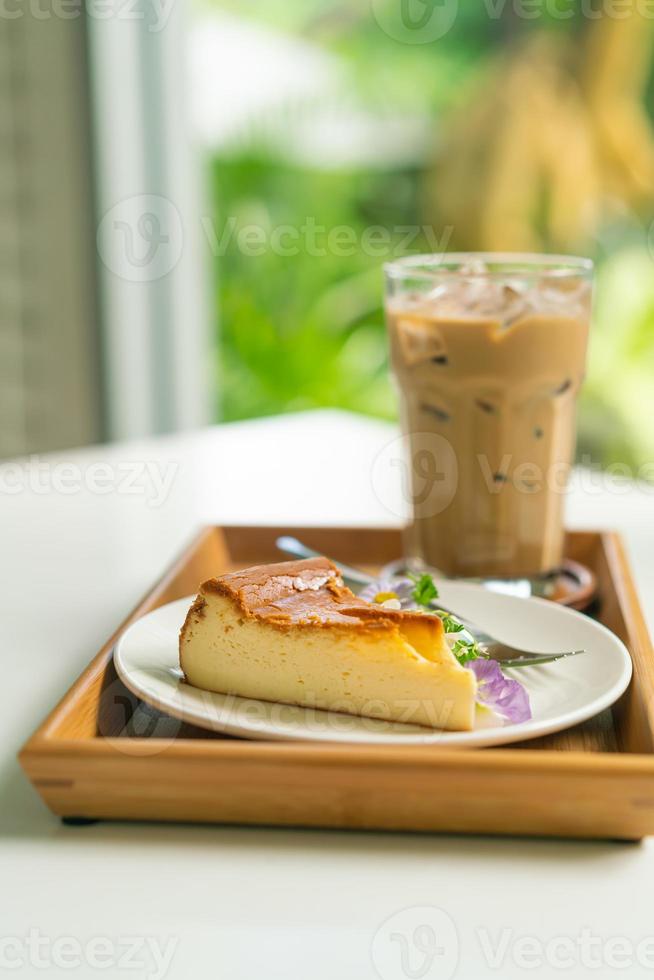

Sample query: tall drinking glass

[384,253,593,578]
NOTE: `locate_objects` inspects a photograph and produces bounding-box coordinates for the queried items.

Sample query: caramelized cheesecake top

[193,557,444,633]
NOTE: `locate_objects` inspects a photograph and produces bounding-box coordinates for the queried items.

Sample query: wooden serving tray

[19,526,654,840]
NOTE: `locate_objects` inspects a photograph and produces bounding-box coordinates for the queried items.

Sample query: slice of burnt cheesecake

[179,557,476,731]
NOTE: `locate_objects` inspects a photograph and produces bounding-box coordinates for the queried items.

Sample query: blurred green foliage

[209,2,654,472]
[213,156,416,421]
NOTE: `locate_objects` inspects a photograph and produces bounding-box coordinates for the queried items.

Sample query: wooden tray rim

[19,525,654,776]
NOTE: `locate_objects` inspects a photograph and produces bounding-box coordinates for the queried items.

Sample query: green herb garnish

[409,573,439,608]
[433,607,487,664]
[436,610,465,634]
[451,636,489,665]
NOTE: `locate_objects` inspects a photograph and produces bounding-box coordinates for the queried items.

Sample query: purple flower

[467,658,532,724]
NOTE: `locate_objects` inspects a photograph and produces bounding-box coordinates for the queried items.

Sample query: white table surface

[2,409,654,979]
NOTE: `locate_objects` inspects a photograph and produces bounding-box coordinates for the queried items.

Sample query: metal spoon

[380,557,557,600]
[275,536,585,670]
[277,536,556,599]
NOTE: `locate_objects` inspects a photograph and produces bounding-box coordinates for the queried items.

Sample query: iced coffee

[385,255,592,578]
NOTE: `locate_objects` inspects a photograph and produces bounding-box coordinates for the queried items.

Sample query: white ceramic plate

[113,583,632,748]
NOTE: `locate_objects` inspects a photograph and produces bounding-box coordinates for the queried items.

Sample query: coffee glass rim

[384,252,594,282]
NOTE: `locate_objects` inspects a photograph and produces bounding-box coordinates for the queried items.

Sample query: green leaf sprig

[435,607,489,666]
[450,636,489,665]
[436,611,464,634]
[409,572,439,608]
[406,571,488,666]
